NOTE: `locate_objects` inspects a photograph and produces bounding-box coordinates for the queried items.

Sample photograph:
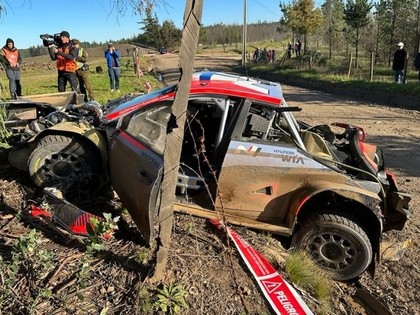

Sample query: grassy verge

[1,56,162,104]
[234,60,420,109]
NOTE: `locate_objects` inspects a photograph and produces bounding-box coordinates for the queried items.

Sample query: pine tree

[279,0,324,52]
[343,0,373,67]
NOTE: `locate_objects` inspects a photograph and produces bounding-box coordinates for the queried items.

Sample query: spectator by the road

[1,38,22,99]
[72,38,94,101]
[414,51,420,82]
[392,42,407,83]
[271,49,276,63]
[48,31,79,92]
[261,48,268,64]
[296,40,302,56]
[287,42,293,59]
[104,42,121,92]
[253,47,261,63]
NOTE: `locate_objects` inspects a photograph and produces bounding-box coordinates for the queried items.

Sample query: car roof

[190,71,283,105]
[104,71,284,121]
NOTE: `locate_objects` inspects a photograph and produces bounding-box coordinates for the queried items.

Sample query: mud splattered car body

[7,72,410,281]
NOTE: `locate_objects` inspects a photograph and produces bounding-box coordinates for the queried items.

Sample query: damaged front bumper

[384,191,411,231]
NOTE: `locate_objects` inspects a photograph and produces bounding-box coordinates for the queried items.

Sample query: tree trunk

[153,0,203,281]
[355,27,359,68]
[388,9,397,67]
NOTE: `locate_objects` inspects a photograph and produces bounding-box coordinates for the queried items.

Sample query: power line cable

[250,0,281,20]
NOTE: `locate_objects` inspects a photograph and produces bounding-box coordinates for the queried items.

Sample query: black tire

[28,135,101,188]
[292,213,372,281]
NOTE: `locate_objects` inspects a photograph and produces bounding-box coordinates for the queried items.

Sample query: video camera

[39,33,62,47]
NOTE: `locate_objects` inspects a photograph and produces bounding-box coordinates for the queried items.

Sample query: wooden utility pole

[242,0,247,66]
[153,0,203,281]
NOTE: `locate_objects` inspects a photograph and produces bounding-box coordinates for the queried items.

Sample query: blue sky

[0,0,311,49]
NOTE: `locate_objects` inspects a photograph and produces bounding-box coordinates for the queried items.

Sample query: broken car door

[109,103,171,244]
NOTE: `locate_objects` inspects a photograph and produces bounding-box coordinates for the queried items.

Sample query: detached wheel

[292,213,372,281]
[28,135,101,188]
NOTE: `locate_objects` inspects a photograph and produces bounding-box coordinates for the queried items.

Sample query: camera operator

[48,31,79,93]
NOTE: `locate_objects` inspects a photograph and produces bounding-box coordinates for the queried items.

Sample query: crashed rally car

[7,71,410,281]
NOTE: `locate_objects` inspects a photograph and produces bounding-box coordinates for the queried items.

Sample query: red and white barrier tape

[210,219,313,315]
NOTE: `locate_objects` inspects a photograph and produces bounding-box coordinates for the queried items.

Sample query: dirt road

[152,52,420,314]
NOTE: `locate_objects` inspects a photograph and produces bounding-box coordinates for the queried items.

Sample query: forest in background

[18,0,420,67]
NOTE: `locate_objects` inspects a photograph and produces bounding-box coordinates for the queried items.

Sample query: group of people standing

[0,31,121,101]
[48,31,121,100]
[287,40,302,58]
[253,47,276,64]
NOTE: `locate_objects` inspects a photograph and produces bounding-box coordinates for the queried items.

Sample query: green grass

[1,56,161,104]
[285,251,333,314]
[235,60,420,98]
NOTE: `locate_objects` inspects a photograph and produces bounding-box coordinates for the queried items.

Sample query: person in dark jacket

[48,31,79,92]
[1,38,22,99]
[104,43,120,92]
[392,42,407,83]
[414,51,420,82]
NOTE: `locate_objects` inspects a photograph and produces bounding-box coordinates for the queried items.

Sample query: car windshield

[103,85,176,121]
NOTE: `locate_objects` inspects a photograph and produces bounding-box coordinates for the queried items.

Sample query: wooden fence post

[370,52,374,82]
[347,53,353,77]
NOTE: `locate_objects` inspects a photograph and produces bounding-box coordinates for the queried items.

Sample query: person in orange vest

[1,38,22,99]
[48,31,79,92]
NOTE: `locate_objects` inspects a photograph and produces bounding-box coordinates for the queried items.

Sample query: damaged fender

[9,121,108,171]
[290,180,383,230]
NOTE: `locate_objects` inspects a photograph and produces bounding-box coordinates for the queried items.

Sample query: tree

[374,0,418,66]
[160,20,182,51]
[279,0,324,52]
[343,0,373,67]
[322,0,345,58]
[138,4,162,49]
[198,25,208,44]
[153,0,203,280]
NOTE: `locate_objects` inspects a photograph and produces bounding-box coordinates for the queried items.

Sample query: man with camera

[104,42,121,92]
[72,38,94,101]
[48,31,79,92]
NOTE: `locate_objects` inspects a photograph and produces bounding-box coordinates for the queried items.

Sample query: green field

[0,48,161,104]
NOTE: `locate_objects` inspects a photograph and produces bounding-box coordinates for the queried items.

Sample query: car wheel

[292,213,372,281]
[28,135,101,188]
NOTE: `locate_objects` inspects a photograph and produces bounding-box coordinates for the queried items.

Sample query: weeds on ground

[285,251,332,314]
[85,212,119,253]
[153,282,189,314]
[0,229,55,313]
[0,104,12,148]
[74,213,119,299]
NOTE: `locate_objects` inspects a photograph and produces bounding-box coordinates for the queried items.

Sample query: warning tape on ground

[210,219,313,315]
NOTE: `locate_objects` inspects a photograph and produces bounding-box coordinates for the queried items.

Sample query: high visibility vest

[2,48,19,67]
[57,45,77,72]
